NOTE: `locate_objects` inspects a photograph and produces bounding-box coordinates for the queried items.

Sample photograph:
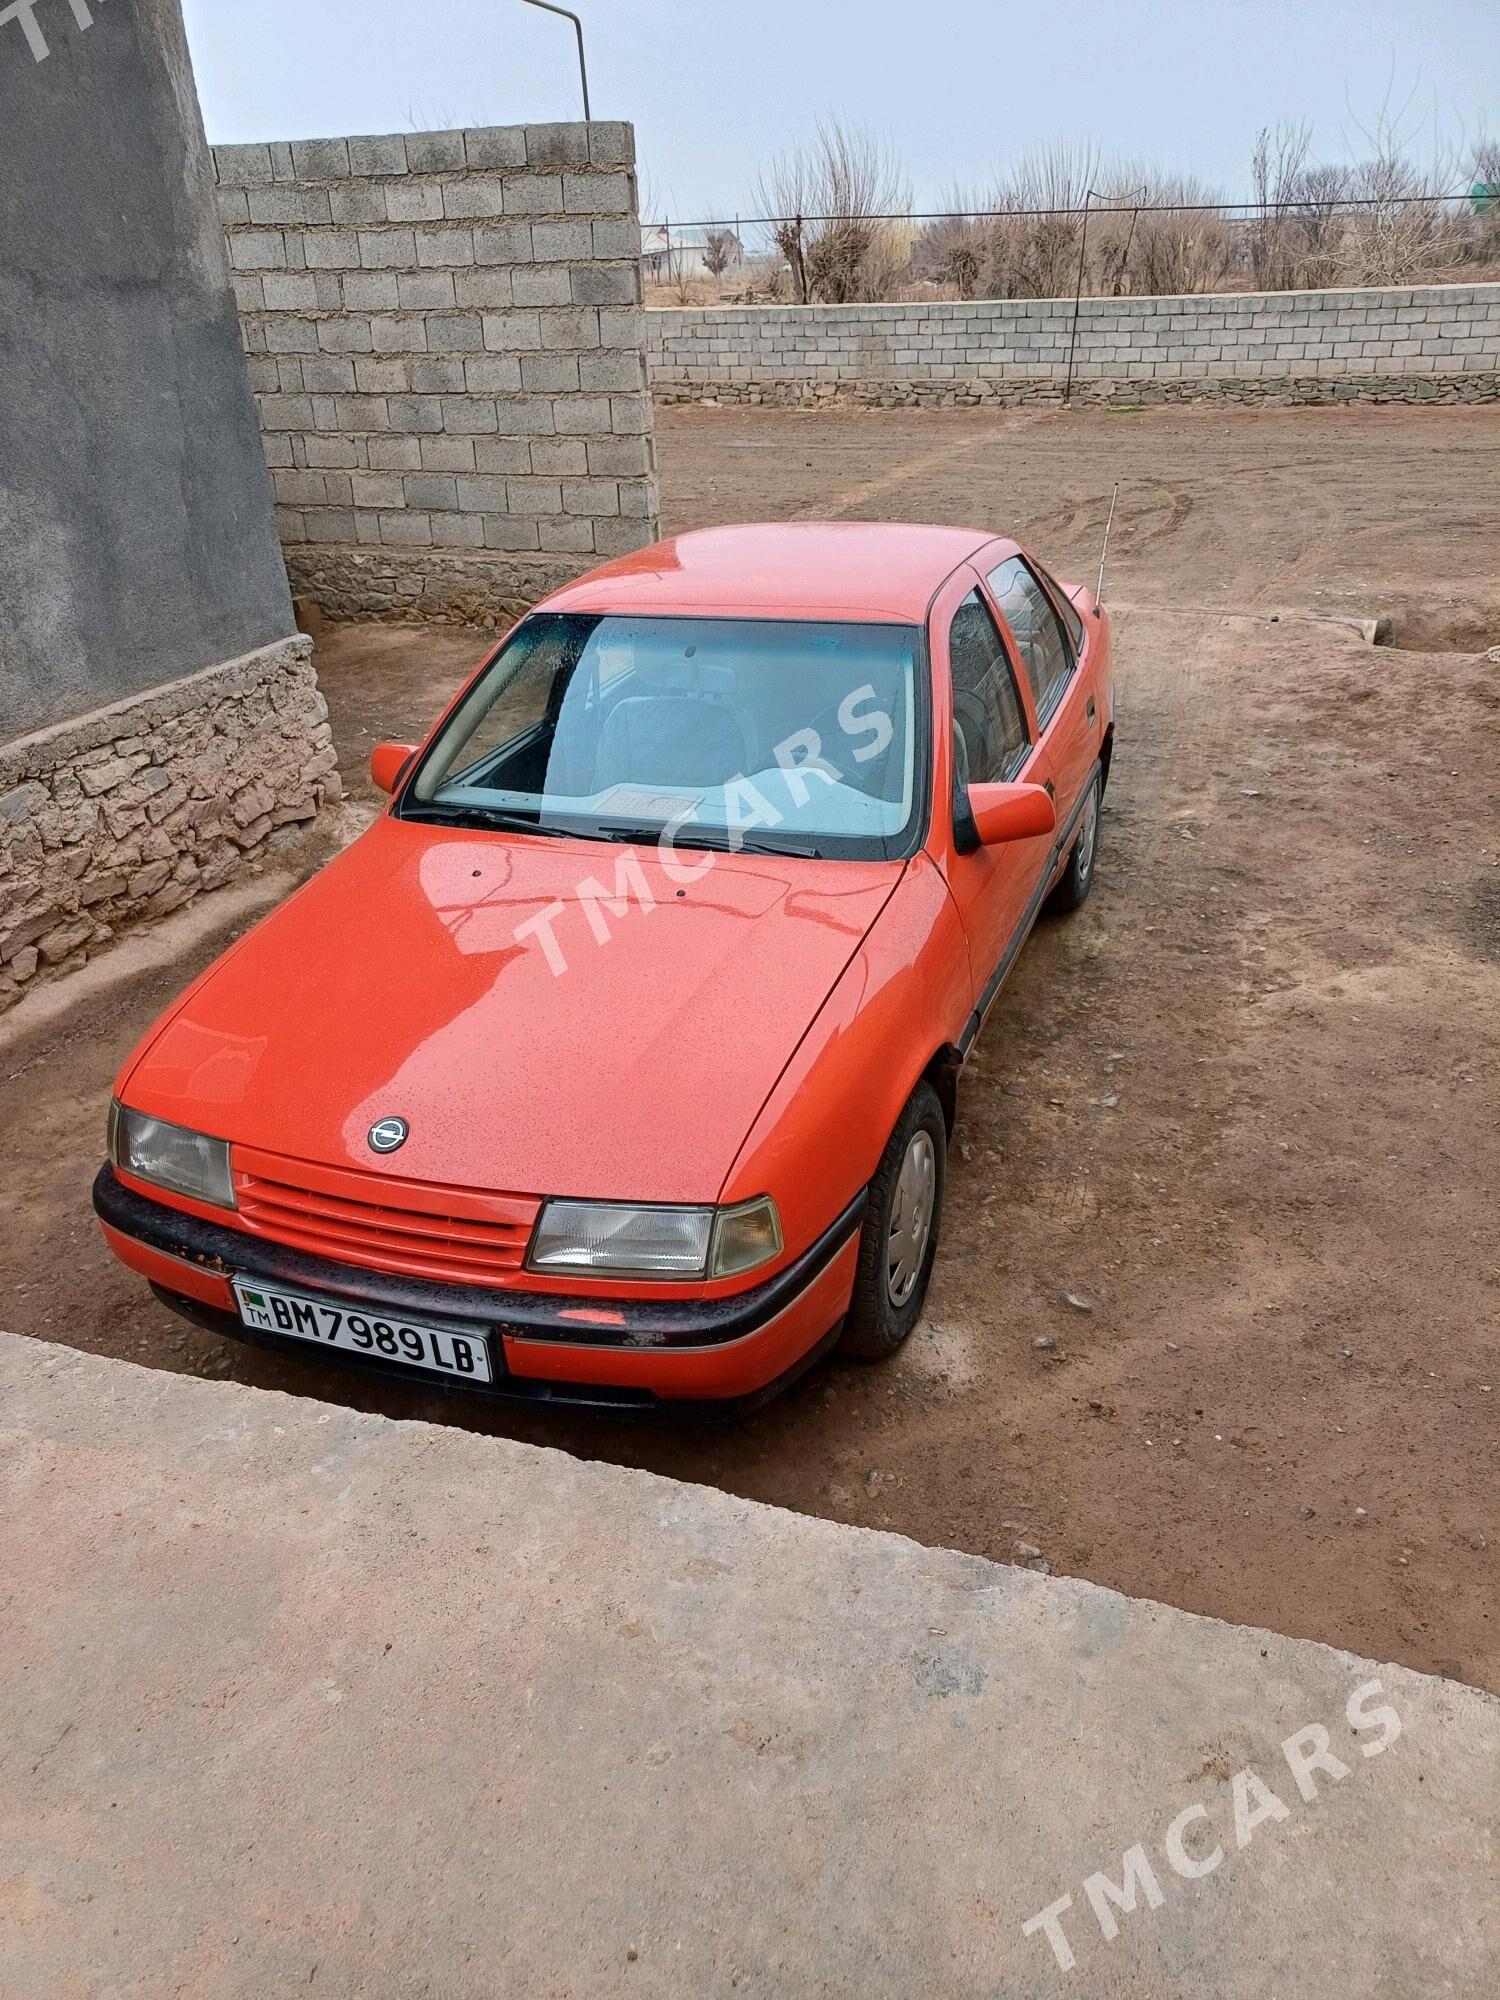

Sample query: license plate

[231,1278,494,1384]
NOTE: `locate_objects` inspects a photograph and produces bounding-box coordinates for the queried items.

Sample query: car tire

[1046,772,1102,915]
[838,1080,947,1362]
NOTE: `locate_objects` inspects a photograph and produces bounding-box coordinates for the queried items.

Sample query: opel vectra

[96,523,1113,1410]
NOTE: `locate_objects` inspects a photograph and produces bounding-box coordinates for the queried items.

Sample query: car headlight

[109,1101,236,1209]
[527,1195,782,1281]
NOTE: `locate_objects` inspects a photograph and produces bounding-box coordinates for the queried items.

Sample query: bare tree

[1251,121,1312,290]
[754,141,815,303]
[1468,137,1500,265]
[984,143,1100,299]
[1338,75,1462,284]
[755,117,911,304]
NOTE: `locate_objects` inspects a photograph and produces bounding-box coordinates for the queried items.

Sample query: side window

[947,589,1030,788]
[1038,562,1086,654]
[986,556,1074,722]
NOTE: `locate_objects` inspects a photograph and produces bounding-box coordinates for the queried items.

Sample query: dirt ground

[3,402,1497,1689]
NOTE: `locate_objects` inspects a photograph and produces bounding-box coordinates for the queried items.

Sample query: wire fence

[641,187,1500,307]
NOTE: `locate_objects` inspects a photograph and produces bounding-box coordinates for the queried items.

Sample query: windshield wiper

[661,829,825,860]
[405,805,823,859]
[401,805,576,838]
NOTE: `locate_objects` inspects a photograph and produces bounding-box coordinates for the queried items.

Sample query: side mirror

[370,741,417,795]
[967,781,1056,846]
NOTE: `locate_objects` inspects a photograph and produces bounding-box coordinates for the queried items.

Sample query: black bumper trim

[94,1165,866,1352]
[145,1284,845,1420]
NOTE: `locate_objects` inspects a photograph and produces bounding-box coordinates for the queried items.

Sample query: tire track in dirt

[790,411,1053,522]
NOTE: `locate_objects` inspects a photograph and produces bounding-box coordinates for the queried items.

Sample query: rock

[1013,1542,1042,1561]
[78,753,149,798]
[128,860,173,901]
[1297,1505,1316,1520]
[1165,1341,1180,1353]
[1032,1335,1056,1352]
[1025,1557,1051,1575]
[1060,1292,1093,1314]
[0,783,45,823]
[37,918,93,965]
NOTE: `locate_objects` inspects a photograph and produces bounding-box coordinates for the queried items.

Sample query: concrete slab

[1,1332,1495,1998]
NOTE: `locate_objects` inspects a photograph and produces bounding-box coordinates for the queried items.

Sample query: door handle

[1043,779,1055,798]
[1085,696,1097,724]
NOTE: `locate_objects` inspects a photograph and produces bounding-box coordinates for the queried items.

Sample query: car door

[930,574,1052,1012]
[981,551,1098,835]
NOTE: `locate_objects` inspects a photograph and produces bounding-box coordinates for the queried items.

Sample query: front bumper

[93,1165,863,1412]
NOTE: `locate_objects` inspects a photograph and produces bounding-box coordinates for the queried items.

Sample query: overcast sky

[183,0,1498,221]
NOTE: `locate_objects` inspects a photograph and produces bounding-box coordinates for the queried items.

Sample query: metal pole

[1062,189,1093,407]
[519,0,590,121]
[1095,483,1119,607]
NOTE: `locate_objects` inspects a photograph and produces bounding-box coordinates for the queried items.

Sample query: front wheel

[1046,772,1101,915]
[838,1081,947,1361]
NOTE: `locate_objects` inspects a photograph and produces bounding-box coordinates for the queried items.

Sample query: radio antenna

[1095,483,1119,609]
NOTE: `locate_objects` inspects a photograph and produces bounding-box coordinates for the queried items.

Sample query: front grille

[232,1146,540,1289]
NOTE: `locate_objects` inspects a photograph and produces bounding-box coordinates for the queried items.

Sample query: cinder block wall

[215,122,658,624]
[646,284,1500,408]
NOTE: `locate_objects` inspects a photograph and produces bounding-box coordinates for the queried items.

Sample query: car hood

[121,818,904,1203]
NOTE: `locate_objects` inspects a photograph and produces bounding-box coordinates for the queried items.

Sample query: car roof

[540,522,1020,624]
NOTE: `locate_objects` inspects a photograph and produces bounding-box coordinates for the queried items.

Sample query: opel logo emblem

[368,1117,409,1154]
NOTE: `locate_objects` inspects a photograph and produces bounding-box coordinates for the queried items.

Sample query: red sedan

[96,523,1113,1411]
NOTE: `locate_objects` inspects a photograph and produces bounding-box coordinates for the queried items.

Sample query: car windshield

[405,612,923,859]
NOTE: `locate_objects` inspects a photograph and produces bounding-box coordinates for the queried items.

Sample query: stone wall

[215,122,658,622]
[646,283,1500,407]
[0,639,338,1012]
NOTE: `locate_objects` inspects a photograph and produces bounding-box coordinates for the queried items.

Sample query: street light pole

[519,0,591,121]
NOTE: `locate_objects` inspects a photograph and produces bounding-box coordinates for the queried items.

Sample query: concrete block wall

[215,122,658,624]
[646,284,1500,408]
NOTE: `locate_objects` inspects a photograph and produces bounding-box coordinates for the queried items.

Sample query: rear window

[986,557,1075,722]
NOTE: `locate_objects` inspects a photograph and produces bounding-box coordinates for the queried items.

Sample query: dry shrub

[1125,176,1234,294]
[744,112,1499,309]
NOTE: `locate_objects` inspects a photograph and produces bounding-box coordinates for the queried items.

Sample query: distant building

[641,224,745,281]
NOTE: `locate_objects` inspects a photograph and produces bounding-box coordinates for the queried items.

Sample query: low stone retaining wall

[285,546,587,630]
[0,637,337,1012]
[647,283,1500,408]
